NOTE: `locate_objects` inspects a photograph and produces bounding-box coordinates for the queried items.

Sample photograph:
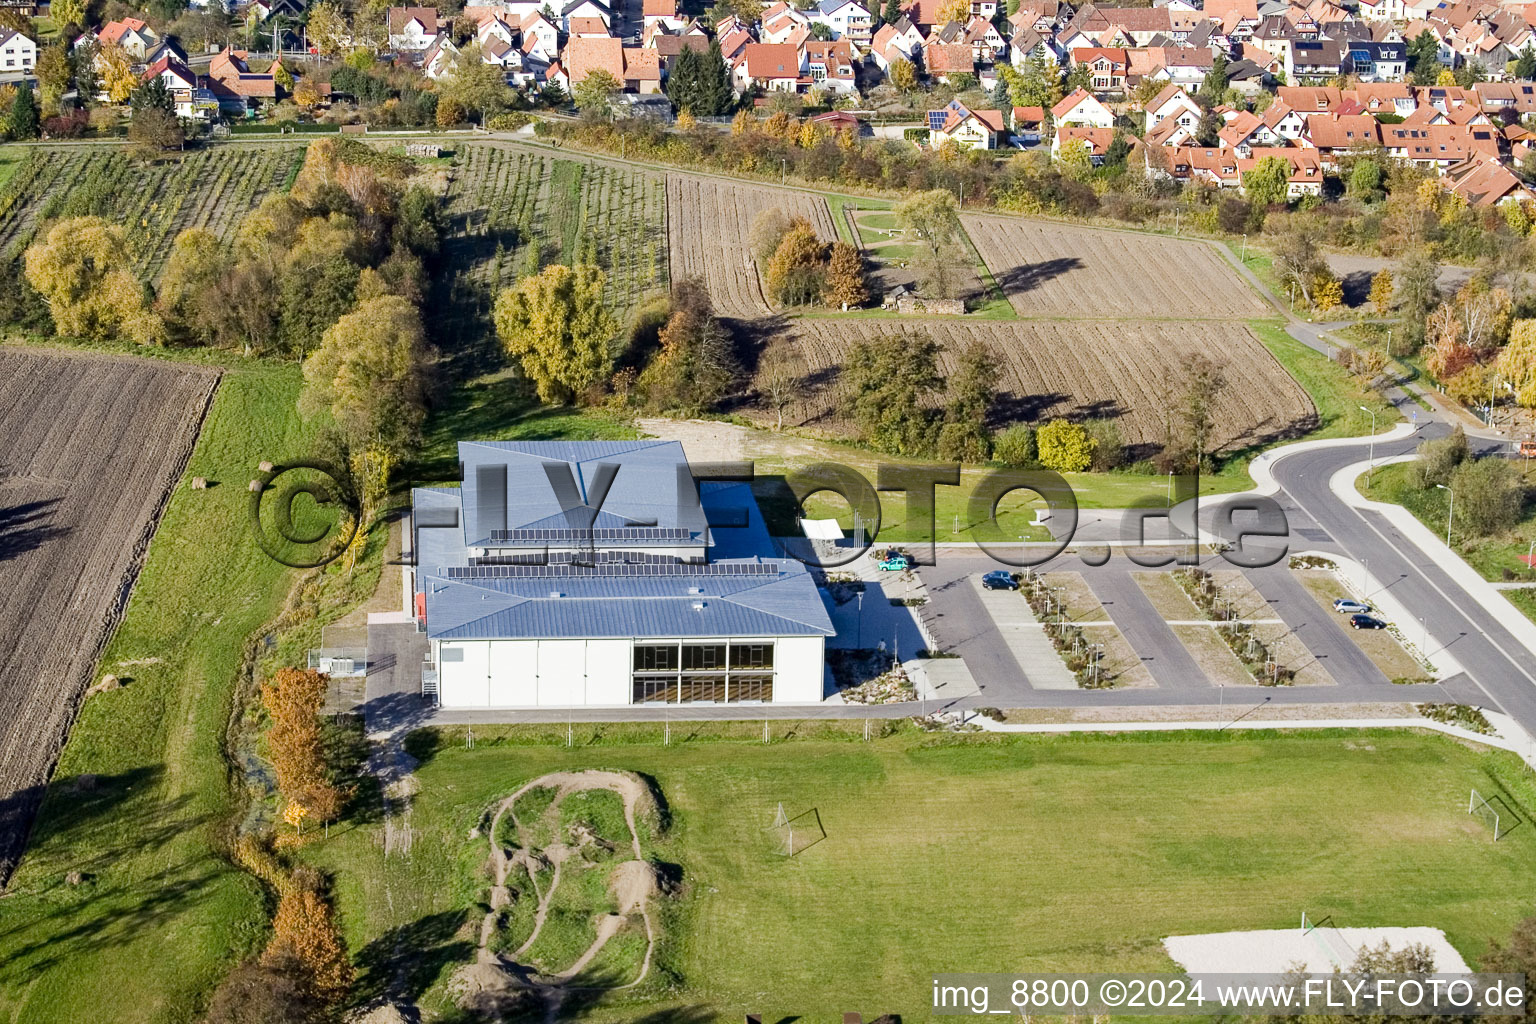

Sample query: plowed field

[666,175,838,315]
[772,319,1314,450]
[0,349,217,880]
[961,214,1271,318]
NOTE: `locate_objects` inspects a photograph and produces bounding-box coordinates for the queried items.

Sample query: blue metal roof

[413,444,834,642]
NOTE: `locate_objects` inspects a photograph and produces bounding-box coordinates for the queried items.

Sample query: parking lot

[913,549,1452,706]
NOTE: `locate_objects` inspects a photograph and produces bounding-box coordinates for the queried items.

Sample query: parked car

[1333,598,1371,614]
[982,570,1017,590]
[876,548,910,571]
[1350,614,1387,630]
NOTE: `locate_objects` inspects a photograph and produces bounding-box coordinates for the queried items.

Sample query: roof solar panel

[444,561,778,580]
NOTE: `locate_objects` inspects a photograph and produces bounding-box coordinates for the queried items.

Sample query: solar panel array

[489,527,694,543]
[470,550,678,566]
[928,110,948,132]
[444,561,778,580]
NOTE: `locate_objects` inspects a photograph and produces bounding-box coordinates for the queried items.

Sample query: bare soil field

[961,214,1271,318]
[666,175,838,316]
[0,348,217,880]
[770,319,1315,450]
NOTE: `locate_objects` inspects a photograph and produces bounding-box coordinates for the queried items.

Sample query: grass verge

[307,725,1536,1022]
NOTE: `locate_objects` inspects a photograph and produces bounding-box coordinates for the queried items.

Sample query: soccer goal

[1469,788,1520,841]
[766,803,826,857]
[1302,911,1356,970]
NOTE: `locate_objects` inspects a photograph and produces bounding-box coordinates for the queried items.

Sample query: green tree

[1449,455,1524,535]
[441,44,511,123]
[33,43,71,114]
[1195,107,1222,147]
[277,215,363,357]
[1454,59,1487,88]
[301,295,434,451]
[883,0,902,25]
[157,227,229,345]
[9,84,38,139]
[1396,246,1442,352]
[841,330,943,455]
[1410,425,1468,488]
[1036,418,1096,472]
[895,188,962,298]
[1408,30,1441,85]
[1243,155,1291,206]
[1347,158,1384,202]
[49,0,84,27]
[936,340,997,462]
[574,68,621,119]
[1498,318,1536,407]
[1201,52,1229,101]
[306,1,349,57]
[493,263,617,403]
[992,424,1035,467]
[1516,45,1536,80]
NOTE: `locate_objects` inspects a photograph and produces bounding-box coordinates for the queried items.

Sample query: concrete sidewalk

[970,575,1079,690]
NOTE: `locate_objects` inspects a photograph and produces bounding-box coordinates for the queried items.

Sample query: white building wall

[488,640,539,705]
[773,635,825,703]
[438,640,490,707]
[537,640,586,705]
[585,640,632,704]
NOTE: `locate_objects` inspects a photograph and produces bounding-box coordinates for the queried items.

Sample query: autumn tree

[493,263,617,403]
[306,1,349,57]
[823,240,868,309]
[207,955,328,1024]
[575,68,621,118]
[260,668,344,824]
[1271,223,1327,306]
[766,217,829,306]
[1242,155,1292,206]
[158,227,228,344]
[937,340,997,462]
[100,43,137,103]
[756,339,807,430]
[262,869,353,1004]
[896,188,962,298]
[1498,319,1536,408]
[24,217,164,344]
[1368,269,1394,312]
[638,278,739,413]
[890,57,918,92]
[841,330,943,455]
[33,43,69,114]
[748,207,790,263]
[301,295,435,451]
[1159,353,1227,473]
[935,0,969,23]
[1036,419,1096,472]
[1312,271,1344,312]
[442,44,511,123]
[1395,246,1442,352]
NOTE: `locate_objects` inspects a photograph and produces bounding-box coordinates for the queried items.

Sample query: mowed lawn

[310,726,1536,1022]
[0,361,318,1024]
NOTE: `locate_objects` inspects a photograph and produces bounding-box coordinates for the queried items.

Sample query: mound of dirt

[448,961,533,1017]
[611,859,660,915]
[344,1003,419,1024]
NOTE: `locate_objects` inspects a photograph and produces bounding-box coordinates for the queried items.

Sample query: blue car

[982,570,1017,590]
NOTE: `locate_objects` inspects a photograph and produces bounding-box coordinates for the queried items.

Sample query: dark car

[1350,614,1387,630]
[982,570,1018,591]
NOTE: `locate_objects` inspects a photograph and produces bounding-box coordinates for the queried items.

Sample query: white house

[810,0,872,44]
[423,36,459,79]
[1051,87,1113,127]
[1143,83,1201,133]
[0,29,36,72]
[929,98,1006,148]
[412,441,834,709]
[387,6,439,52]
[734,42,802,91]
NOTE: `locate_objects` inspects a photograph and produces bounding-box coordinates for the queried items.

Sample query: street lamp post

[1166,470,1174,509]
[1359,404,1377,483]
[1436,483,1454,548]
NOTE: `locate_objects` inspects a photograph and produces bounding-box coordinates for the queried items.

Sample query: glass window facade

[632,641,776,703]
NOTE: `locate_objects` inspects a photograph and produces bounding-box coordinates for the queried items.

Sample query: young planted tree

[300,295,435,452]
[1368,269,1394,312]
[493,263,617,403]
[841,330,943,455]
[262,870,353,1005]
[1161,353,1227,473]
[757,339,808,430]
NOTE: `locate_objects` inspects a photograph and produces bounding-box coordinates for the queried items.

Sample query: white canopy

[799,518,845,541]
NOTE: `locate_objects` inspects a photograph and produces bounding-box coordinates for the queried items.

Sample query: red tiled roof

[388,6,439,35]
[743,42,799,79]
[924,42,974,74]
[565,35,624,81]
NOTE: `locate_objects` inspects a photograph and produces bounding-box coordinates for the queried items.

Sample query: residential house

[810,0,872,45]
[1355,81,1417,117]
[1382,121,1502,168]
[1070,46,1128,91]
[1143,45,1213,89]
[1306,112,1381,165]
[560,0,612,32]
[521,12,561,60]
[387,7,439,53]
[412,441,833,709]
[1051,86,1114,127]
[1100,6,1172,45]
[871,17,924,69]
[477,14,518,48]
[0,28,35,72]
[1441,158,1534,205]
[734,42,802,91]
[803,38,858,94]
[204,48,276,114]
[1008,27,1061,70]
[94,17,158,59]
[564,35,623,84]
[928,98,1006,148]
[622,48,662,92]
[962,16,1004,62]
[643,0,684,31]
[1289,38,1345,79]
[1241,147,1325,196]
[924,42,976,83]
[1343,39,1406,80]
[761,2,810,43]
[1053,124,1131,163]
[144,54,216,119]
[1012,104,1046,142]
[423,36,460,79]
[1475,80,1536,118]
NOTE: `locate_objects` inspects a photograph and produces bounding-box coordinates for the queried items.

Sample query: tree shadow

[352,909,475,1005]
[0,496,69,563]
[993,256,1085,296]
[1337,269,1374,308]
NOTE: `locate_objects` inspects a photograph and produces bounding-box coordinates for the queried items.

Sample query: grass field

[1247,320,1399,443]
[304,725,1536,1022]
[0,360,317,1024]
